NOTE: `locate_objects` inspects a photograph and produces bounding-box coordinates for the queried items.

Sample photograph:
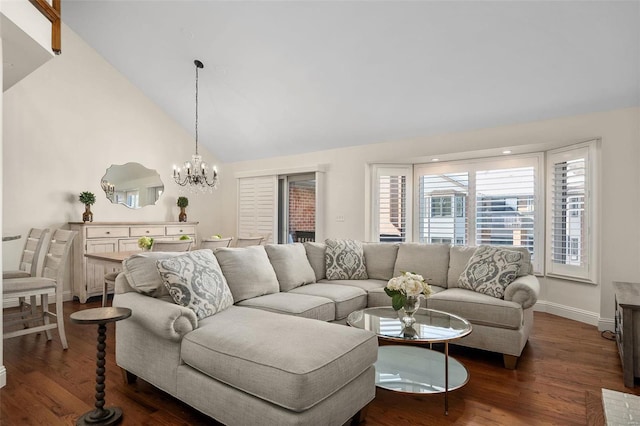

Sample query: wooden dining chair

[3,229,77,349]
[151,239,193,252]
[3,228,50,279]
[201,237,233,249]
[235,236,264,247]
[3,228,50,322]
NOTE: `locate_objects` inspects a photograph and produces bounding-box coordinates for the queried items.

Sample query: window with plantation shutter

[372,165,412,242]
[237,176,277,244]
[415,155,543,273]
[546,142,597,282]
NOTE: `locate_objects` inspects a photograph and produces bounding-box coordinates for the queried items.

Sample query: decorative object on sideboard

[173,59,219,192]
[138,236,154,251]
[385,271,432,328]
[79,191,96,222]
[177,197,189,222]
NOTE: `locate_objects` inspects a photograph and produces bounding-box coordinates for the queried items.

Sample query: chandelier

[173,59,219,192]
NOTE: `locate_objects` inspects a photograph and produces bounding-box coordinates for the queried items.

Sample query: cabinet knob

[105,231,110,235]
[146,230,150,233]
[179,230,183,232]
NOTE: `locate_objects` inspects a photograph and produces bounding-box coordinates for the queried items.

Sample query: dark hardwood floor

[1,299,634,425]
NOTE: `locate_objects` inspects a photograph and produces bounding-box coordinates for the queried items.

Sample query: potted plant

[177,196,189,222]
[79,191,96,222]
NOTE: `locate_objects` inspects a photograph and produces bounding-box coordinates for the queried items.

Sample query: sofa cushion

[122,251,184,298]
[265,243,316,291]
[325,239,368,280]
[363,243,399,280]
[214,246,279,303]
[289,283,367,320]
[393,243,450,287]
[458,246,523,299]
[320,278,387,292]
[304,242,326,281]
[236,292,336,321]
[156,250,234,320]
[181,306,378,412]
[427,288,523,330]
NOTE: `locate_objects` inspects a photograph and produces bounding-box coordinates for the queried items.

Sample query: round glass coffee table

[347,307,472,414]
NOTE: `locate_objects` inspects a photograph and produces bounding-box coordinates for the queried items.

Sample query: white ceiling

[62,1,640,163]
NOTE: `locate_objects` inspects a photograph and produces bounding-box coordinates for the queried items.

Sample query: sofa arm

[113,292,197,342]
[504,274,540,309]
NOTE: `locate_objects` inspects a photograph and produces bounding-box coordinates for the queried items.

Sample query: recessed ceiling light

[502,150,512,155]
[431,158,439,162]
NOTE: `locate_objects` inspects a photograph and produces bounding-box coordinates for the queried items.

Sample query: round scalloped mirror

[101,163,164,209]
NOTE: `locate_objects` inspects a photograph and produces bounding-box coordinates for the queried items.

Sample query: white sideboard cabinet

[69,221,198,303]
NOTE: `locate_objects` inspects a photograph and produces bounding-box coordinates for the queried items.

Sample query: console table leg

[445,342,449,415]
[76,322,122,426]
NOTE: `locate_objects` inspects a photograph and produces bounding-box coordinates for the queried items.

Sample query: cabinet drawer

[86,227,129,239]
[130,226,166,237]
[166,225,196,236]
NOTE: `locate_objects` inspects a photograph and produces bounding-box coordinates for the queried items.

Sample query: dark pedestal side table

[70,307,132,425]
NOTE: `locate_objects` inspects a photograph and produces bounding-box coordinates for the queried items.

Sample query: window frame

[414,153,544,274]
[545,140,599,284]
[370,164,413,242]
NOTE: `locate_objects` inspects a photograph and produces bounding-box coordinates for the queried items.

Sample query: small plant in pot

[79,191,96,222]
[177,196,189,222]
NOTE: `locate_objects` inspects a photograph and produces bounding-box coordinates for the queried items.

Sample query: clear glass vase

[401,295,421,328]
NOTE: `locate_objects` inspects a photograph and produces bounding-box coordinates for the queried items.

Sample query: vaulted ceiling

[63,1,639,163]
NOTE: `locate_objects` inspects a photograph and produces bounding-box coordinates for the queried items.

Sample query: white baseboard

[598,318,615,332]
[534,300,600,326]
[0,366,6,388]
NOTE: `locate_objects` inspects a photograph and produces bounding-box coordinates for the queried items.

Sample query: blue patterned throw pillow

[458,246,523,299]
[325,239,368,280]
[156,249,234,319]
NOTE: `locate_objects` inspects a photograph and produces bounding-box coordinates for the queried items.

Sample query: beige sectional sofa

[113,241,539,425]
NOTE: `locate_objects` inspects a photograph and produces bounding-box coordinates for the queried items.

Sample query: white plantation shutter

[418,172,469,245]
[546,143,596,282]
[415,155,542,273]
[237,176,277,244]
[475,166,536,255]
[373,166,412,242]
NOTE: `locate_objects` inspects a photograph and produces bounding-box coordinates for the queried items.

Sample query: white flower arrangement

[385,271,432,311]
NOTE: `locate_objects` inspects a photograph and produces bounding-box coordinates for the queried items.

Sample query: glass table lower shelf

[375,345,469,394]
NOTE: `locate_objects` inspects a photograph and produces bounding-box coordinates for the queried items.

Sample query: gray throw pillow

[122,251,184,298]
[265,243,316,291]
[214,246,280,302]
[156,250,234,319]
[458,246,523,299]
[325,239,368,280]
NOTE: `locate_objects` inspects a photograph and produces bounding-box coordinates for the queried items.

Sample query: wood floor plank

[1,300,637,425]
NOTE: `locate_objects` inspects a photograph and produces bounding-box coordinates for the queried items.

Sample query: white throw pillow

[325,239,368,280]
[264,243,316,291]
[458,246,523,299]
[156,250,234,319]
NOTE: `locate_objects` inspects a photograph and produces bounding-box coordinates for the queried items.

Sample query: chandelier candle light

[173,59,219,192]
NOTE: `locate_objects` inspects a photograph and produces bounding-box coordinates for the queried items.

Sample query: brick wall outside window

[289,185,315,234]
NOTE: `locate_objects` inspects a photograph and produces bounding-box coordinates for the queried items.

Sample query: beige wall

[2,26,222,297]
[219,107,640,326]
